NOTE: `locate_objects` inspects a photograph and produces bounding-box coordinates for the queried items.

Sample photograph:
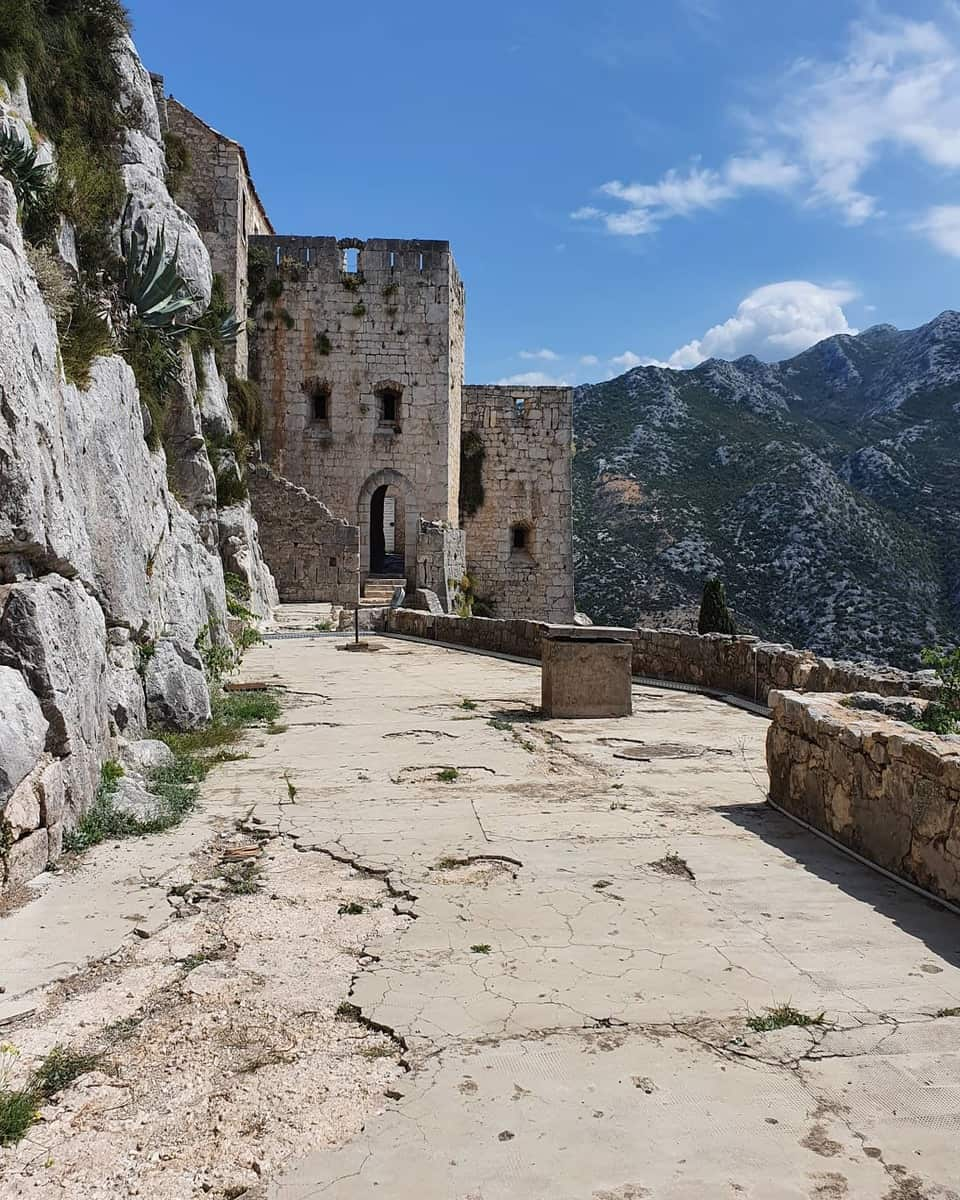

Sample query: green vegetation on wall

[459,430,485,520]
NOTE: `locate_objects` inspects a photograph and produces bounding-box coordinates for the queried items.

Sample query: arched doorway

[358,470,417,585]
[369,484,405,574]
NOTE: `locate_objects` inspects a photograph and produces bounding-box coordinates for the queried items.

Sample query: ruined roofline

[165,96,275,235]
[250,234,452,252]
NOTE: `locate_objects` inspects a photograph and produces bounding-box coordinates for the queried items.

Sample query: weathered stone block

[542,636,632,719]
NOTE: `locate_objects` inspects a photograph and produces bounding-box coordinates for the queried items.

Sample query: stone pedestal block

[541,635,633,719]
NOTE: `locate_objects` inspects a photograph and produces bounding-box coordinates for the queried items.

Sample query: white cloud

[576,154,800,236]
[579,354,600,366]
[619,281,857,372]
[496,371,570,387]
[518,348,560,361]
[574,15,960,239]
[913,205,960,255]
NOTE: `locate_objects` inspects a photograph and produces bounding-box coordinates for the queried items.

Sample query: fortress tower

[166,97,575,623]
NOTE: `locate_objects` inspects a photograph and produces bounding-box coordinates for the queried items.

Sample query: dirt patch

[430,854,521,886]
[648,853,695,880]
[802,1124,843,1157]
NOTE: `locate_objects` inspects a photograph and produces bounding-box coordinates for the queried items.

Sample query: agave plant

[121,216,195,330]
[0,123,52,217]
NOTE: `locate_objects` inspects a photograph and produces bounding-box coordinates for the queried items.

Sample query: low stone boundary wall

[248,465,359,606]
[767,691,960,904]
[381,611,936,703]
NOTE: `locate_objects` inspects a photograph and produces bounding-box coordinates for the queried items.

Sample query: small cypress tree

[698,578,737,636]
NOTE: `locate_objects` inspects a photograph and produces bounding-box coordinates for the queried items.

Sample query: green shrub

[0,2,129,273]
[315,331,332,356]
[698,578,737,636]
[162,130,191,196]
[26,242,73,321]
[459,430,485,519]
[120,317,180,446]
[915,646,960,735]
[59,296,114,389]
[228,375,261,439]
[188,274,244,367]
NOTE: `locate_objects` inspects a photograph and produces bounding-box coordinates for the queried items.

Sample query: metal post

[354,604,359,645]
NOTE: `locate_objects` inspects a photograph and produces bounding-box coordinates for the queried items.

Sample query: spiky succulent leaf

[121,216,195,329]
[0,124,53,216]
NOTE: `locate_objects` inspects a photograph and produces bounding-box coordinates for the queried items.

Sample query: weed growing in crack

[282,770,297,802]
[470,944,492,954]
[338,902,365,916]
[1,1042,101,1146]
[102,1016,142,1042]
[649,852,695,880]
[488,718,513,731]
[936,1006,960,1018]
[65,756,200,854]
[746,1004,825,1033]
[359,1043,396,1059]
[459,698,478,711]
[179,951,219,972]
[32,1046,101,1099]
[436,768,460,783]
[220,861,261,896]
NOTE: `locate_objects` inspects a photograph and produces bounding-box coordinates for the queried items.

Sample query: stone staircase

[359,576,406,608]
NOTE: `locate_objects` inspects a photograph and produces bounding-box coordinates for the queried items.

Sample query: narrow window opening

[310,383,331,424]
[375,384,402,427]
[275,245,282,266]
[418,251,424,272]
[514,396,526,417]
[389,250,396,269]
[343,247,360,273]
[511,524,529,551]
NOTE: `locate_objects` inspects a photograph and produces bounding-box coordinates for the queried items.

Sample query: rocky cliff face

[0,36,276,887]
[574,314,960,667]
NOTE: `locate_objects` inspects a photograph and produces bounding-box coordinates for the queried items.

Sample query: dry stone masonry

[768,691,960,904]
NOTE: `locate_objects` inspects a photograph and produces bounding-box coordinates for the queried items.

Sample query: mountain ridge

[573,311,960,667]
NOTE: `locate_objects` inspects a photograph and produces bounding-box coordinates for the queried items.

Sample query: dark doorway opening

[370,484,387,573]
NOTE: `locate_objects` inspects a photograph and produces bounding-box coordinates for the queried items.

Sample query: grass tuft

[470,944,492,954]
[746,1004,826,1033]
[436,768,459,783]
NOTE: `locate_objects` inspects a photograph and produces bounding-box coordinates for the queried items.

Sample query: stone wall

[247,465,359,605]
[380,612,936,701]
[249,236,464,586]
[767,691,960,904]
[416,521,466,614]
[461,386,575,624]
[631,628,938,703]
[166,98,273,377]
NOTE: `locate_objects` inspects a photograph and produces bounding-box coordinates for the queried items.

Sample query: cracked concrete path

[233,635,960,1200]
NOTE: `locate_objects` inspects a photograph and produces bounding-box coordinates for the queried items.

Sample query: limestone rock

[4,828,49,887]
[163,347,218,547]
[3,766,42,838]
[0,576,109,816]
[217,503,279,619]
[106,630,146,737]
[111,776,159,824]
[120,739,175,776]
[115,37,211,310]
[845,692,927,724]
[197,347,234,440]
[0,665,48,801]
[143,639,211,731]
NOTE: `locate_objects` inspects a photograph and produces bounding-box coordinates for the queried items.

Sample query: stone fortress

[164,92,575,623]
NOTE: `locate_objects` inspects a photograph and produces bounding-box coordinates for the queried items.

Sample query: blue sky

[126,0,960,385]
